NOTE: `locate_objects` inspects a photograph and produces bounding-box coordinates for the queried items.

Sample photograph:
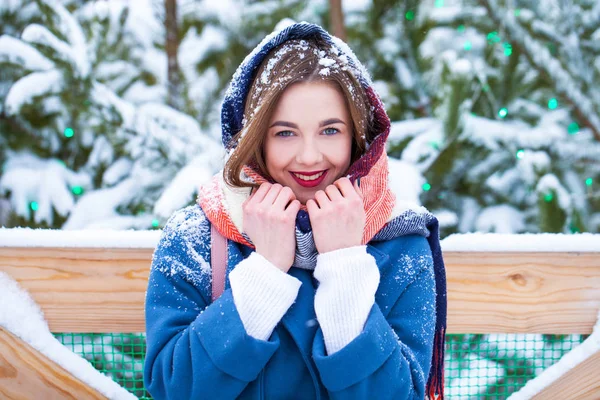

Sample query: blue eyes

[275,128,340,137]
[276,130,295,137]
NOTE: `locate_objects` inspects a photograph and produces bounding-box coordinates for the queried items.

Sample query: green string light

[514,9,521,16]
[64,127,74,138]
[567,122,579,135]
[434,0,444,7]
[457,25,465,33]
[498,108,508,118]
[586,178,593,186]
[516,149,525,159]
[548,98,558,110]
[30,201,38,211]
[464,41,472,51]
[405,10,414,20]
[544,193,554,202]
[503,42,512,56]
[482,84,490,92]
[422,183,432,191]
[487,31,501,43]
[152,219,160,228]
[71,186,83,195]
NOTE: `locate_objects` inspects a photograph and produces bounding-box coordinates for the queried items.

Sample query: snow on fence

[0,229,599,399]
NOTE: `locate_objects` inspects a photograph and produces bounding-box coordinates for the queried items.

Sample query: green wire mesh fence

[55,333,586,400]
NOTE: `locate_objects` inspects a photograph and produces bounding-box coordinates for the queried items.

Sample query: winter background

[0,0,599,398]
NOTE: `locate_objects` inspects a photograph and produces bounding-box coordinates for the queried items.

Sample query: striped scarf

[197,149,394,269]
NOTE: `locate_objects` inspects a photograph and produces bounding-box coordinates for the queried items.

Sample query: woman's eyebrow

[319,118,346,126]
[269,118,346,128]
[269,121,298,128]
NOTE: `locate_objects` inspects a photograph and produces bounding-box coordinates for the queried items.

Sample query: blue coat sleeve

[312,235,436,399]
[144,209,279,400]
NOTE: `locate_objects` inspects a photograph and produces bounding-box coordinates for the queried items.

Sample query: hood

[220,21,391,182]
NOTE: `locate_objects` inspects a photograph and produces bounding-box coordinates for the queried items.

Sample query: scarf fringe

[426,326,446,400]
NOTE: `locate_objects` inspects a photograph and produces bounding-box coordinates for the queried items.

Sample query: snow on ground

[0,272,136,399]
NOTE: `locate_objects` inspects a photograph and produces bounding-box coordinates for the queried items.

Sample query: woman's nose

[295,140,323,165]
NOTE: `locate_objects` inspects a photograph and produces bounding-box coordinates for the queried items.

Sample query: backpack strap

[210,224,228,302]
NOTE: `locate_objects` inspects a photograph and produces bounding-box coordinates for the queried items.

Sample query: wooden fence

[0,245,599,399]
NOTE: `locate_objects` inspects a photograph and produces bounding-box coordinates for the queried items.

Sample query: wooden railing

[0,240,599,398]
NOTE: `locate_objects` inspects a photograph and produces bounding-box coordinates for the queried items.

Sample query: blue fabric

[145,205,437,399]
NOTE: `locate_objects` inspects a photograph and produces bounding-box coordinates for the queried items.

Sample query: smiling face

[264,81,353,204]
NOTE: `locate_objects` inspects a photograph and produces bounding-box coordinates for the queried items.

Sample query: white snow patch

[442,232,600,252]
[0,272,136,399]
[508,310,600,399]
[387,157,424,205]
[0,34,54,71]
[475,204,526,233]
[0,227,160,248]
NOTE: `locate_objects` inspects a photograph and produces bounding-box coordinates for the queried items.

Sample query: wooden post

[0,327,107,399]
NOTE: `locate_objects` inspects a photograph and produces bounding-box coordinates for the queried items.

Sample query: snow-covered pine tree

[349,0,599,236]
[0,0,222,230]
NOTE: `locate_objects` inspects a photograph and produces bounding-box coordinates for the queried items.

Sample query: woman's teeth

[293,171,325,181]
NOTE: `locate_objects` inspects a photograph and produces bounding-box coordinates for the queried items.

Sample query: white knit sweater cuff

[314,245,380,355]
[229,252,302,341]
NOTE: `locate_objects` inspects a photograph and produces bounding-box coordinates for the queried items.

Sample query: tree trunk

[329,0,347,41]
[165,0,184,110]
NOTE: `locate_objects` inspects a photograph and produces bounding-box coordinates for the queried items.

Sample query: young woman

[144,22,447,400]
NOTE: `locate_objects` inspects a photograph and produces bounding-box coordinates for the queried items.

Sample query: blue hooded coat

[144,22,447,400]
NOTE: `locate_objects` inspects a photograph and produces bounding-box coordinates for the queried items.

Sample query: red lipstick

[289,170,328,188]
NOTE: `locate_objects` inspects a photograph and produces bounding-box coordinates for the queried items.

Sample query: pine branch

[480,0,600,141]
[581,1,600,32]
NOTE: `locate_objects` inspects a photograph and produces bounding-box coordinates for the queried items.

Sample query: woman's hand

[306,177,365,254]
[243,183,301,273]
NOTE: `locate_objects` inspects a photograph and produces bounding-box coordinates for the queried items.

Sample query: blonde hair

[224,37,373,188]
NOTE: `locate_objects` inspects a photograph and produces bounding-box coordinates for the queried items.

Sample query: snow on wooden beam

[508,310,600,400]
[0,327,107,399]
[0,245,599,334]
[531,349,600,400]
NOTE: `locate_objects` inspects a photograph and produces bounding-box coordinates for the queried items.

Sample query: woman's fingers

[274,186,296,210]
[286,199,301,216]
[313,190,331,209]
[262,183,283,205]
[306,199,319,215]
[334,177,360,200]
[248,182,271,204]
[325,184,343,202]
